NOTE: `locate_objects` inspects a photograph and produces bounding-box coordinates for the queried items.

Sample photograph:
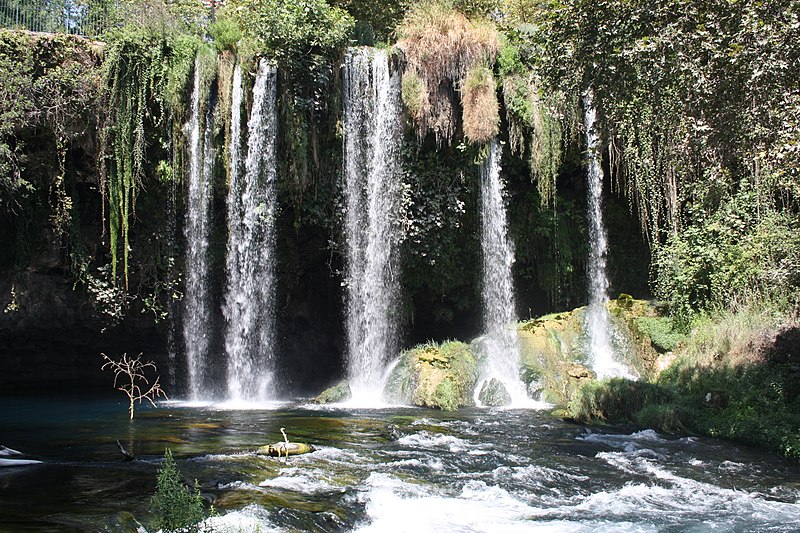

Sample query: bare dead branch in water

[101,353,168,420]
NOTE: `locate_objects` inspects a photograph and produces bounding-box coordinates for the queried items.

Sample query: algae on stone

[315,381,352,404]
[384,341,478,410]
[517,297,663,405]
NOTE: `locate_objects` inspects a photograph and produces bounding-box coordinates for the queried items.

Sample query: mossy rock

[516,299,663,405]
[384,341,478,410]
[315,381,352,404]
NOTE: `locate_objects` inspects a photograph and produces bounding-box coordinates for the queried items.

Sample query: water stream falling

[584,92,632,379]
[223,60,278,402]
[342,48,404,404]
[183,63,215,400]
[476,139,531,405]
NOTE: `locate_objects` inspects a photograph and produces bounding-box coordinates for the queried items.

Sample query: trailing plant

[0,30,101,270]
[512,0,800,320]
[101,11,202,288]
[461,64,498,144]
[397,0,499,146]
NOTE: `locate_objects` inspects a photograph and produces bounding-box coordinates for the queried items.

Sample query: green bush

[224,0,354,69]
[634,316,684,352]
[150,449,206,532]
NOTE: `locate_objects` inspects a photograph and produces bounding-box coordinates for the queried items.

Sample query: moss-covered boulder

[517,297,663,406]
[314,381,352,404]
[384,341,478,410]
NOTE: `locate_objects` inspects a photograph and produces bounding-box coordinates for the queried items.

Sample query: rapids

[1,398,798,531]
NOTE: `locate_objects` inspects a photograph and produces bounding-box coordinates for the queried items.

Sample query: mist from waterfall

[223,60,279,402]
[476,138,532,406]
[584,92,633,379]
[183,62,215,400]
[342,48,404,405]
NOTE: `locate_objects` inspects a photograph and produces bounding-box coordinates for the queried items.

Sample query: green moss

[315,381,352,404]
[384,341,478,411]
[633,316,684,353]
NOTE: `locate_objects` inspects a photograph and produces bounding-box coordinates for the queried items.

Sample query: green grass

[569,306,800,460]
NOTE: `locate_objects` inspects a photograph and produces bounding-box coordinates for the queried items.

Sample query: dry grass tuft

[397,0,499,145]
[461,65,498,143]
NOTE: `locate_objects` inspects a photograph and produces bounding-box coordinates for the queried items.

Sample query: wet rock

[315,381,352,404]
[384,341,478,410]
[526,378,544,398]
[478,378,512,407]
[516,299,661,405]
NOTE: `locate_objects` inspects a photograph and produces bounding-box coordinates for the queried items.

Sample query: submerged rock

[315,381,352,404]
[478,378,512,407]
[384,341,478,410]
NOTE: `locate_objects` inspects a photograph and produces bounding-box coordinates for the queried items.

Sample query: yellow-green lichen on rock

[384,341,479,410]
[517,297,663,406]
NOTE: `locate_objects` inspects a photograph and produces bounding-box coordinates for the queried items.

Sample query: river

[1,398,798,531]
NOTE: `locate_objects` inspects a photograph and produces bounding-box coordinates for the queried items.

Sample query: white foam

[396,431,473,453]
[0,446,22,457]
[353,473,656,532]
[581,450,800,528]
[578,429,668,453]
[258,467,339,494]
[162,399,291,410]
[201,504,279,532]
[0,458,42,467]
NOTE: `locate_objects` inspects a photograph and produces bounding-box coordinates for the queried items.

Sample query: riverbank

[567,305,800,460]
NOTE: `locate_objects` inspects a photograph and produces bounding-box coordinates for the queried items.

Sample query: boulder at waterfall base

[384,341,478,410]
[478,378,512,406]
[315,381,352,404]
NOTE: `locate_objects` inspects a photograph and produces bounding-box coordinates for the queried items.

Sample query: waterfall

[183,62,215,400]
[476,138,530,405]
[342,48,404,404]
[583,92,632,379]
[223,60,279,402]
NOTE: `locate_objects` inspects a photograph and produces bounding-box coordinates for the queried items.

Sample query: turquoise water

[1,397,799,531]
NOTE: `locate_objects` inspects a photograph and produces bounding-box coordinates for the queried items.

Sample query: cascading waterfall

[584,92,632,379]
[223,60,279,402]
[342,48,404,404]
[476,138,531,405]
[183,63,215,400]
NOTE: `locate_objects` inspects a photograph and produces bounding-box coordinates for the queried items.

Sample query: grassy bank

[568,306,800,460]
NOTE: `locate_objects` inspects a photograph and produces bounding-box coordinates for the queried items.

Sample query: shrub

[224,0,354,69]
[150,449,206,532]
[634,316,684,353]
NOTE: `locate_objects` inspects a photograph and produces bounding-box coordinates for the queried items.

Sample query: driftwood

[116,440,136,461]
[255,427,316,459]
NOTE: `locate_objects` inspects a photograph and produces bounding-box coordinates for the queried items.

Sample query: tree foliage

[515,0,800,319]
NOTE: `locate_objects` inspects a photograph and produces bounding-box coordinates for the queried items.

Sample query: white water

[223,60,279,402]
[583,92,633,380]
[183,62,215,400]
[476,139,533,406]
[342,48,404,404]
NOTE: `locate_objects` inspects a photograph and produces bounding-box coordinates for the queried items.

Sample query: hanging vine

[101,14,201,289]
